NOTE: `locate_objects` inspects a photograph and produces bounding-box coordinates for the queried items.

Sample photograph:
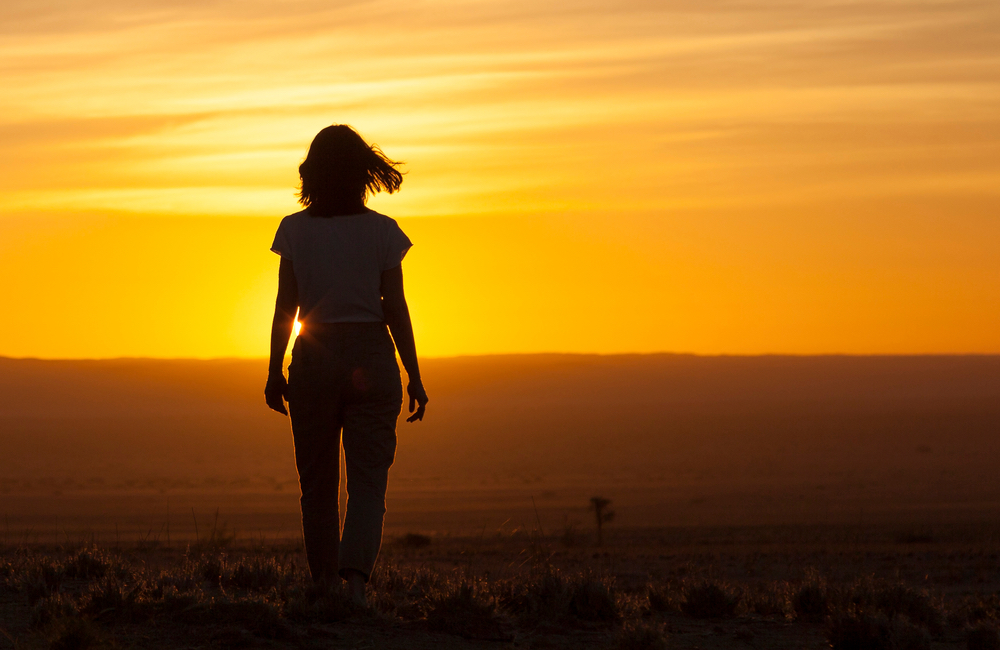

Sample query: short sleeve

[270,217,292,259]
[382,218,412,270]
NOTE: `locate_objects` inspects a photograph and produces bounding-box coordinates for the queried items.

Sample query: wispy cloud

[2,0,997,217]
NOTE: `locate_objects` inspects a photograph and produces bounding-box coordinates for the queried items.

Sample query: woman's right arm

[265,256,298,415]
[381,265,428,422]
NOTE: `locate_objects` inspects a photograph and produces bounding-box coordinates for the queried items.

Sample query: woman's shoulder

[363,209,405,232]
[276,209,310,231]
[281,208,311,222]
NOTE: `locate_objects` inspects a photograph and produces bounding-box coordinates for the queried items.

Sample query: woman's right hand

[406,380,428,422]
[265,373,289,416]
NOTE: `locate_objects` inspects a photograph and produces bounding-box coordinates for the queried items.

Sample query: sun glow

[1,0,998,358]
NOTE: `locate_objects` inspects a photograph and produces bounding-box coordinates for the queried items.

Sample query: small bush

[30,593,77,629]
[63,550,109,581]
[648,584,679,613]
[681,582,739,619]
[569,579,619,622]
[748,583,790,618]
[849,581,944,636]
[794,583,828,618]
[873,585,943,636]
[399,533,432,549]
[198,555,224,586]
[615,622,669,650]
[225,556,287,593]
[23,561,63,604]
[427,583,509,640]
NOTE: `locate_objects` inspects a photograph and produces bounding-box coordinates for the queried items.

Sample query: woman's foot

[343,569,367,607]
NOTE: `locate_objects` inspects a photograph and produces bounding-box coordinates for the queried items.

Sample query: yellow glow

[1,0,998,358]
[292,320,302,340]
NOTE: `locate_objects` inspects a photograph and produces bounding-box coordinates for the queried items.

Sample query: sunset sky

[2,0,998,358]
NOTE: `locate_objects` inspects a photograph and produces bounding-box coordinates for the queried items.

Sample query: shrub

[399,533,432,549]
[849,581,944,636]
[681,582,739,619]
[648,584,679,613]
[569,579,619,622]
[81,576,158,624]
[225,556,287,593]
[427,583,509,640]
[615,622,669,650]
[29,593,77,629]
[872,585,943,636]
[794,583,828,619]
[63,550,109,581]
[748,583,790,618]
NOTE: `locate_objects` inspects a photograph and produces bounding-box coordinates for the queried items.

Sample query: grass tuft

[680,581,740,619]
[427,582,509,640]
[615,621,669,650]
[748,582,790,618]
[794,582,828,619]
[569,579,619,622]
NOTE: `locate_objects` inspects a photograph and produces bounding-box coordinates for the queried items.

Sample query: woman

[264,124,428,606]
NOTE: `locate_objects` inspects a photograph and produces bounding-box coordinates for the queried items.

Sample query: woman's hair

[297,125,403,213]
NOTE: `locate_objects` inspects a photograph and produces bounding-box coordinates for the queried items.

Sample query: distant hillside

[2,354,999,534]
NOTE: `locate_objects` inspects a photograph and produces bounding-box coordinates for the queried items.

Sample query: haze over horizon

[2,0,998,359]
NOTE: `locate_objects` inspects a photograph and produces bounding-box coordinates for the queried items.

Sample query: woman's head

[297,125,403,214]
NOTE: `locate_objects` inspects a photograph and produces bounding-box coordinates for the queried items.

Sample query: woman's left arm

[265,256,298,415]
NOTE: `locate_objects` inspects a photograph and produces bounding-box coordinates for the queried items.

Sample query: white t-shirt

[270,209,412,324]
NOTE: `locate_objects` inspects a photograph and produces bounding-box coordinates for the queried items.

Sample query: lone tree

[589,497,615,546]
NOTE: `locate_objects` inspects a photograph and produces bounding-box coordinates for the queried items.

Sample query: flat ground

[2,524,999,649]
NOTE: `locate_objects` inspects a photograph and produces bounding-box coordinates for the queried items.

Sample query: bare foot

[344,569,367,607]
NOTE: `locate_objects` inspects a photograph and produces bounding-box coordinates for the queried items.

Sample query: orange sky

[2,0,998,358]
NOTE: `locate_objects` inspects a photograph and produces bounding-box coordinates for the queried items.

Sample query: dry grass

[1,526,998,649]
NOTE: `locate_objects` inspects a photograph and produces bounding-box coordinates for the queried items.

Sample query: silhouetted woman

[264,125,428,606]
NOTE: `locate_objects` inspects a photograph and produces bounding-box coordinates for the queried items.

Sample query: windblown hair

[297,125,403,214]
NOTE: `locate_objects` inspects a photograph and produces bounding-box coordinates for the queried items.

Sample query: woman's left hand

[265,373,289,415]
[406,380,428,422]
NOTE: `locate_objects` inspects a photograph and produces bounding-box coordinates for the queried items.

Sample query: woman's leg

[288,361,346,587]
[338,354,401,583]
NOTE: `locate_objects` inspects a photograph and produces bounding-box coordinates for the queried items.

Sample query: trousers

[286,322,402,583]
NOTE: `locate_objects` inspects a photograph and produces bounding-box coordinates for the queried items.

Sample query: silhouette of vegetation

[399,532,432,549]
[0,528,998,648]
[615,622,669,650]
[569,579,619,621]
[794,581,828,619]
[680,582,740,619]
[589,496,614,546]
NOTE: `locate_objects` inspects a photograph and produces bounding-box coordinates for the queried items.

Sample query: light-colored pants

[287,322,401,583]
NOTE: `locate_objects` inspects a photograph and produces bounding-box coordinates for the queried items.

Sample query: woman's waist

[294,321,393,352]
[299,320,387,335]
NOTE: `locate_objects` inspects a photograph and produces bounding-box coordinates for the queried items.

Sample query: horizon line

[3,351,1000,363]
